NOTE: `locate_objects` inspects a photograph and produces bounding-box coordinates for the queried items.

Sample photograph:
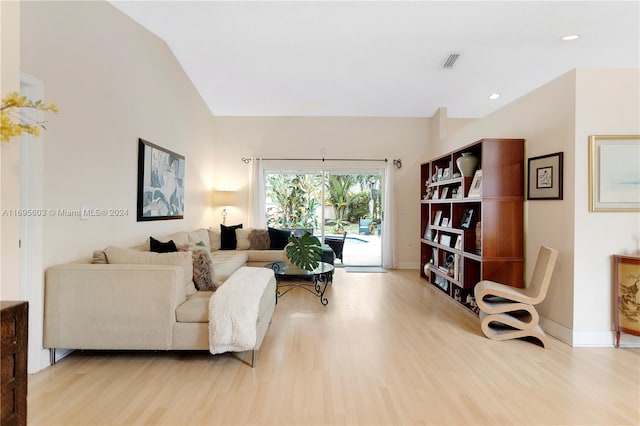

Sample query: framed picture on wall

[589,135,640,211]
[528,152,563,200]
[137,138,186,221]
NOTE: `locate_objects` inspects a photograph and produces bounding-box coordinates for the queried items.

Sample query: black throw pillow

[268,227,291,250]
[150,237,178,253]
[220,224,243,250]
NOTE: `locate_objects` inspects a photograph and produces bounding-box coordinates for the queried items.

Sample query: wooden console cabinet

[1,301,28,426]
[420,138,525,314]
[612,254,640,347]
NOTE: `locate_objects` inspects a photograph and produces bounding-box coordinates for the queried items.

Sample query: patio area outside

[322,223,382,267]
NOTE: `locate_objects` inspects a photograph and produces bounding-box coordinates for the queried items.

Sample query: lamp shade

[212,190,237,207]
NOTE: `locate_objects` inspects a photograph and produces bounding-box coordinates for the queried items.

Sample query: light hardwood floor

[28,269,640,425]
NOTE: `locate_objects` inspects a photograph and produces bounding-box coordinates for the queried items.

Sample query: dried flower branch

[1,92,58,142]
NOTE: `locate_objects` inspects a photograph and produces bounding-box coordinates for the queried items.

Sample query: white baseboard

[541,317,640,347]
[397,262,419,269]
[540,317,574,345]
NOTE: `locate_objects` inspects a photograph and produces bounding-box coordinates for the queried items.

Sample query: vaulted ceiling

[110,1,639,118]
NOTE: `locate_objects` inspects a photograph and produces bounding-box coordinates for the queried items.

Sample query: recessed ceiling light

[489,93,500,100]
[562,34,580,41]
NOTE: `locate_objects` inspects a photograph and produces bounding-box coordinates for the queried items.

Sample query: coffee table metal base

[266,262,334,306]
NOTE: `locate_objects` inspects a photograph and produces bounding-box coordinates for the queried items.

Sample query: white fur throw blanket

[209,267,273,354]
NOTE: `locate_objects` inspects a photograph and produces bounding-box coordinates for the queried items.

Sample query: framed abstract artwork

[589,135,640,212]
[527,152,563,200]
[137,138,185,221]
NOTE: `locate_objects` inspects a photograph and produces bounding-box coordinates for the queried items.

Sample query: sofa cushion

[104,246,196,295]
[192,249,215,291]
[163,231,189,246]
[208,228,221,251]
[210,250,248,286]
[189,228,211,251]
[235,228,252,250]
[150,237,178,253]
[268,227,291,250]
[245,249,284,263]
[92,250,108,264]
[249,229,271,250]
[175,291,213,323]
[220,224,242,250]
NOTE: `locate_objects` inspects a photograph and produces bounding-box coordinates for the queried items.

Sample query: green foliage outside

[265,174,321,229]
[265,172,382,234]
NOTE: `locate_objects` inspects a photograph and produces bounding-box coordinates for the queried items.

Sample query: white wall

[573,69,640,346]
[436,69,640,346]
[17,1,215,371]
[21,1,216,269]
[212,116,430,268]
[0,0,21,299]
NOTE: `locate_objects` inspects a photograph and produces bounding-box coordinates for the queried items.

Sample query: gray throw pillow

[192,249,215,291]
[249,229,271,250]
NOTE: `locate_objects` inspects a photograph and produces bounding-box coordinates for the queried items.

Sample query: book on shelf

[433,211,442,226]
[453,254,461,281]
[451,235,459,249]
[440,187,449,199]
[423,224,431,240]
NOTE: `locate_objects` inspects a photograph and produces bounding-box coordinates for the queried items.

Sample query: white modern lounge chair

[474,245,559,348]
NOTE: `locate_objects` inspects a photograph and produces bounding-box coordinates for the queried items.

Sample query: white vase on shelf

[456,152,478,177]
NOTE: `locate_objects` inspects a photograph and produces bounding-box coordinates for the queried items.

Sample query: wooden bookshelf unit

[420,138,525,314]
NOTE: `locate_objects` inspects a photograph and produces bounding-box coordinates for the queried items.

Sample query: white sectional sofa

[43,227,285,365]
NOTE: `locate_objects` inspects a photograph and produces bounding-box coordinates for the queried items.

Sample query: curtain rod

[241,157,402,169]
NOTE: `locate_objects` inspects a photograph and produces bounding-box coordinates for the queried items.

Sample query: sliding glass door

[263,168,383,266]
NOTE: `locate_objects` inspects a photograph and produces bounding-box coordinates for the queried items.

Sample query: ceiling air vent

[442,53,460,69]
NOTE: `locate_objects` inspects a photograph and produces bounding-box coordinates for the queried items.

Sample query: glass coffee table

[265,261,334,306]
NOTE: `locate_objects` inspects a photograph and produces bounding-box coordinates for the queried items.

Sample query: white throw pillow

[189,228,211,251]
[208,228,222,251]
[235,228,253,250]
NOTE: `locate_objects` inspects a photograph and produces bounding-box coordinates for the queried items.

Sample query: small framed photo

[468,170,483,197]
[440,234,451,247]
[433,211,443,226]
[441,217,449,227]
[454,236,462,250]
[442,168,451,180]
[437,168,444,181]
[589,135,640,211]
[440,187,449,199]
[460,208,474,229]
[528,152,563,200]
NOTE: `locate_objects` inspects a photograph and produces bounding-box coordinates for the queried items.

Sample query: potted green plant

[285,232,322,271]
